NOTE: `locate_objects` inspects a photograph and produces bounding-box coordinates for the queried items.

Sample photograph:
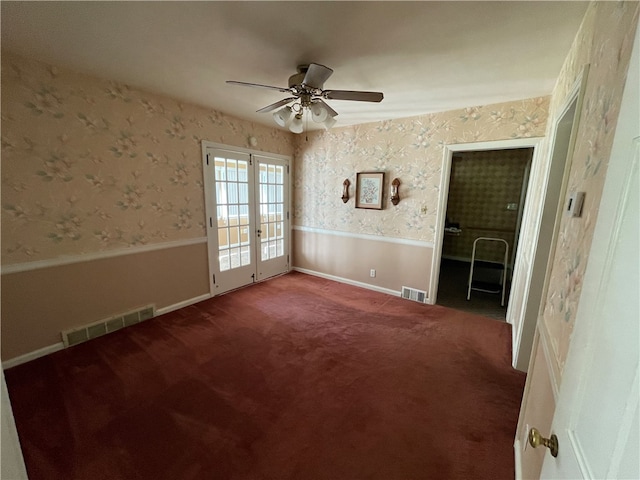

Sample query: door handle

[528,427,559,457]
[257,229,262,237]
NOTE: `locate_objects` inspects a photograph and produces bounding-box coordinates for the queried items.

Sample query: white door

[203,146,290,295]
[205,148,256,294]
[254,155,289,281]
[539,27,638,479]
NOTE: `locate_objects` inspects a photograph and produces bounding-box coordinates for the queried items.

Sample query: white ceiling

[1,1,589,131]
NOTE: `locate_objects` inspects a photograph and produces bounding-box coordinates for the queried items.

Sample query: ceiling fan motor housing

[288,72,306,89]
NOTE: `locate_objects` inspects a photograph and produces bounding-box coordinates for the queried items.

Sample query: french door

[203,144,290,295]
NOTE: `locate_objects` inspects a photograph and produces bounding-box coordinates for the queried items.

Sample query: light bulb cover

[273,106,293,127]
[322,116,337,130]
[310,102,328,123]
[289,114,304,134]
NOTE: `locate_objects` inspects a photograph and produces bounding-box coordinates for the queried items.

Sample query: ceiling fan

[226,63,384,133]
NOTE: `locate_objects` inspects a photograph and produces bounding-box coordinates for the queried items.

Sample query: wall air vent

[61,305,155,347]
[401,286,428,304]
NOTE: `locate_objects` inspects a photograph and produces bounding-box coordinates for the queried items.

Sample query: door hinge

[206,153,209,165]
[212,274,216,284]
[209,217,213,228]
[287,165,290,174]
[287,211,289,220]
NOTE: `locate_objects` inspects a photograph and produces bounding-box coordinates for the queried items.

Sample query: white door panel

[205,149,256,294]
[255,155,289,280]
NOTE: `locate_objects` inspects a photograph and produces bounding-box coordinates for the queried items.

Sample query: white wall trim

[293,267,401,297]
[430,137,544,307]
[1,237,208,275]
[201,140,292,161]
[513,66,589,373]
[155,293,212,316]
[538,320,561,401]
[446,137,545,153]
[2,291,213,369]
[514,438,524,480]
[293,225,434,248]
[2,342,65,370]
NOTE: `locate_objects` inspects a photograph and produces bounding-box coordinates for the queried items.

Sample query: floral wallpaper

[538,2,639,371]
[294,97,549,244]
[1,51,294,265]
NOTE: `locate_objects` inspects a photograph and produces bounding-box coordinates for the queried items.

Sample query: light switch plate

[567,191,585,217]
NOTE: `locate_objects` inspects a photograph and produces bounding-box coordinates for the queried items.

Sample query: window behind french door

[203,144,290,295]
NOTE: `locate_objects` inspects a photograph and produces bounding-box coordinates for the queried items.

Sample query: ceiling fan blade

[323,90,384,102]
[226,80,290,93]
[302,63,334,89]
[316,98,339,117]
[256,97,297,113]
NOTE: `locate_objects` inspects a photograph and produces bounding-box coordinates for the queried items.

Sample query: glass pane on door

[214,156,251,271]
[258,162,286,261]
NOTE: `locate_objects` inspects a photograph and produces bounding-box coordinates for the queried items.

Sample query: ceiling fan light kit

[227,63,384,134]
[273,106,293,127]
[322,116,337,130]
[310,101,328,122]
[289,114,304,134]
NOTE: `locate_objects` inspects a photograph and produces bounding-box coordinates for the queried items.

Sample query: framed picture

[356,172,385,210]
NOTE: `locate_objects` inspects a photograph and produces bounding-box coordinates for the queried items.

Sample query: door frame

[521,66,589,377]
[430,138,544,301]
[201,140,292,296]
[429,137,543,357]
[512,66,591,479]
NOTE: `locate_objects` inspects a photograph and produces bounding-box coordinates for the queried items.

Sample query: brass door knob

[528,427,559,457]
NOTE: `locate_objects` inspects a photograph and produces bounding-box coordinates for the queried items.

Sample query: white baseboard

[155,292,212,316]
[2,342,65,370]
[514,439,523,480]
[293,267,401,297]
[3,292,212,370]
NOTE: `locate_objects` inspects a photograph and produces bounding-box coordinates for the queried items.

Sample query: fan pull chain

[305,109,309,141]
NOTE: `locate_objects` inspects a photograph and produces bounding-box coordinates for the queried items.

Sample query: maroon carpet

[5,272,525,480]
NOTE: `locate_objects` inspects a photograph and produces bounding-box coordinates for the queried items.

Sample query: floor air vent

[401,286,428,304]
[61,305,155,347]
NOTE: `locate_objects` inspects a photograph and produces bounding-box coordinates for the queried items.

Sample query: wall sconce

[341,179,350,203]
[391,178,400,205]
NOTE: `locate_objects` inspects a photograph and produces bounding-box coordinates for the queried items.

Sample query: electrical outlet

[370,269,376,278]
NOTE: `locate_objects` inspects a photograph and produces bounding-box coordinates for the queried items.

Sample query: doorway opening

[435,148,534,320]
